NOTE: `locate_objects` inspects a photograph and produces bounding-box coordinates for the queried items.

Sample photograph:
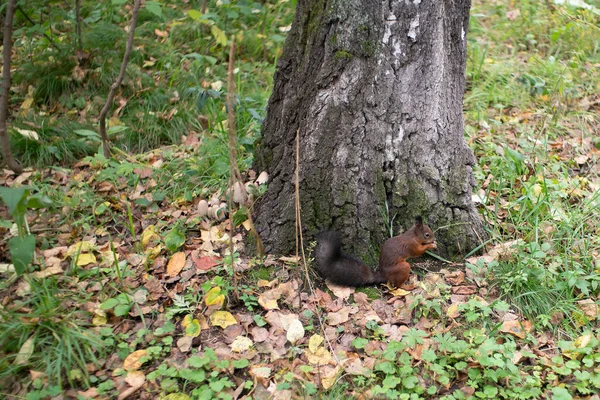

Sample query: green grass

[1,0,600,398]
[465,0,600,333]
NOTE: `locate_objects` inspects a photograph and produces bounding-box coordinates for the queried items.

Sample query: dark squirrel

[314,216,437,287]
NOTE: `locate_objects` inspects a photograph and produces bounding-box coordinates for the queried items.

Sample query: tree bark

[255,0,485,258]
[0,0,22,174]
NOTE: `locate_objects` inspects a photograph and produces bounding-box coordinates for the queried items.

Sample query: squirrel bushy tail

[314,231,385,287]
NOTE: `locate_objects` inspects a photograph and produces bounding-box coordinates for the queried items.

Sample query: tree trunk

[255,0,485,259]
[0,0,22,174]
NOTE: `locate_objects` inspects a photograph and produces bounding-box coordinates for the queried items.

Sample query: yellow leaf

[20,97,34,112]
[321,366,342,390]
[204,287,225,308]
[141,225,159,249]
[108,116,122,127]
[447,304,460,319]
[166,252,186,277]
[123,349,147,371]
[309,334,324,353]
[76,253,97,266]
[230,336,253,353]
[209,311,237,329]
[182,315,202,337]
[210,25,228,47]
[92,309,108,326]
[258,288,281,311]
[66,241,96,257]
[14,337,35,365]
[307,346,332,366]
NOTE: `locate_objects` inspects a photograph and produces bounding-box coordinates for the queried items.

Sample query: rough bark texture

[255,0,485,259]
[0,0,22,173]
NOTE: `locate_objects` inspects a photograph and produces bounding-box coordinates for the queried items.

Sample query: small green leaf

[0,186,29,218]
[9,235,36,275]
[100,298,119,310]
[187,9,202,21]
[145,1,162,18]
[165,227,186,252]
[114,304,132,317]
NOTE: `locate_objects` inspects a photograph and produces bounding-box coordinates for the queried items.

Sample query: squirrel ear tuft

[415,216,423,225]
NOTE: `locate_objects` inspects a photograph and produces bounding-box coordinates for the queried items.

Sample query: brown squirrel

[314,216,437,287]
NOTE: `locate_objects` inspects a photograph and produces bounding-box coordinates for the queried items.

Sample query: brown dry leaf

[166,252,186,277]
[124,370,146,389]
[258,287,281,310]
[251,327,269,343]
[257,279,278,288]
[192,254,221,271]
[32,266,64,278]
[278,255,300,264]
[500,320,533,339]
[447,304,460,319]
[78,388,99,399]
[444,270,465,286]
[249,366,272,387]
[320,365,342,390]
[576,299,599,319]
[343,357,370,375]
[327,307,350,326]
[177,336,193,352]
[123,349,148,371]
[209,311,237,329]
[327,283,354,300]
[451,286,477,295]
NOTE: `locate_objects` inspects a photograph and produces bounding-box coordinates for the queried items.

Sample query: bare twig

[0,0,22,173]
[75,0,83,51]
[226,35,240,302]
[98,0,142,158]
[16,5,61,51]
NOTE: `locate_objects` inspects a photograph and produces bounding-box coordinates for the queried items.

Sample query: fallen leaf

[500,320,533,339]
[231,336,253,353]
[76,253,96,266]
[182,314,202,337]
[177,336,193,352]
[258,287,281,310]
[31,266,64,278]
[327,308,350,325]
[209,311,237,329]
[123,349,148,371]
[309,335,324,353]
[286,319,305,344]
[166,252,186,277]
[14,337,35,365]
[249,366,271,387]
[320,365,341,389]
[576,299,599,319]
[193,254,221,271]
[141,225,160,249]
[204,287,225,308]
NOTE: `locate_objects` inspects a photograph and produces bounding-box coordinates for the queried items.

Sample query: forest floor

[2,0,600,399]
